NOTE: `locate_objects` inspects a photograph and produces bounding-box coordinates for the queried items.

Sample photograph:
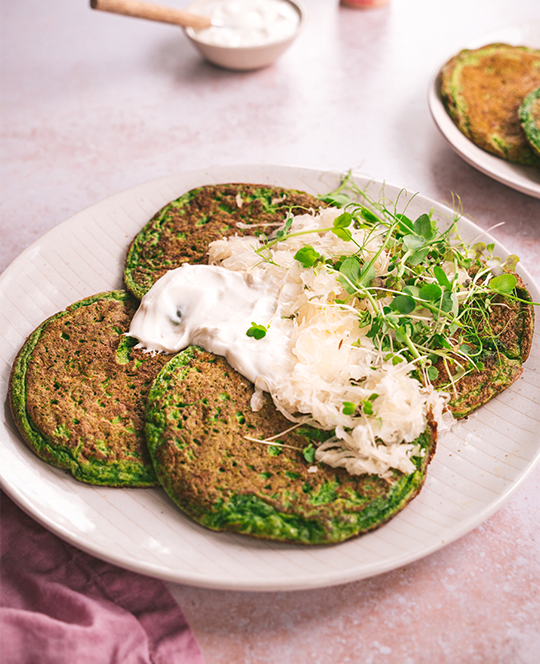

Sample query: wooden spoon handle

[90,0,212,29]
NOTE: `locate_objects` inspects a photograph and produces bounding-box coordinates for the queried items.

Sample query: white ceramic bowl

[184,0,304,71]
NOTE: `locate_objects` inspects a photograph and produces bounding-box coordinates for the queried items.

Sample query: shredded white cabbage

[208,208,453,480]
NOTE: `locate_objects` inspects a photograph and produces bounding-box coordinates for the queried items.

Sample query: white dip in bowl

[185,0,303,70]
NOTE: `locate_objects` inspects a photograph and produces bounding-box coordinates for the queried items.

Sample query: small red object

[340,0,390,7]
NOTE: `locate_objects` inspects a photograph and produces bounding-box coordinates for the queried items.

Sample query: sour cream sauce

[191,0,300,48]
[128,263,294,392]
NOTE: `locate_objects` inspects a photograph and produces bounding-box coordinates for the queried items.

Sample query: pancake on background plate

[439,43,540,166]
[145,346,438,545]
[124,183,324,299]
[9,291,170,487]
[519,86,540,156]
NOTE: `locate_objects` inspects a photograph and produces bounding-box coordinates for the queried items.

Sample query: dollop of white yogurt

[191,0,300,48]
[128,263,295,391]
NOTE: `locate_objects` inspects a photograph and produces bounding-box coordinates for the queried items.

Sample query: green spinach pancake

[124,183,324,299]
[519,86,540,156]
[145,347,438,545]
[9,291,170,486]
[439,43,540,165]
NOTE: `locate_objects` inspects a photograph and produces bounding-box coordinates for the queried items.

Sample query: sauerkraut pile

[207,186,522,480]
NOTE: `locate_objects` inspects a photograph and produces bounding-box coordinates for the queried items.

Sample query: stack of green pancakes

[439,43,540,166]
[9,183,535,544]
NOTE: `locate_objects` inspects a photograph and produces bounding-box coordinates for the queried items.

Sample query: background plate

[1,164,539,591]
[428,22,540,199]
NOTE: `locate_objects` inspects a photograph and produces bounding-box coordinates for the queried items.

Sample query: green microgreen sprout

[294,245,323,268]
[342,393,379,417]
[342,401,356,415]
[302,443,316,463]
[427,365,439,381]
[274,216,293,241]
[489,273,517,294]
[331,211,354,241]
[361,393,379,416]
[246,322,267,340]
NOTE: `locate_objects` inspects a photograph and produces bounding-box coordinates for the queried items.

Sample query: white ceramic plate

[1,165,539,591]
[428,22,540,199]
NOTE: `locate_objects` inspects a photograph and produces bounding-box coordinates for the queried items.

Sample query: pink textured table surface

[2,1,540,662]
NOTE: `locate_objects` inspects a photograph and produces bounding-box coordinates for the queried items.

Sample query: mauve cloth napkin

[0,491,205,664]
